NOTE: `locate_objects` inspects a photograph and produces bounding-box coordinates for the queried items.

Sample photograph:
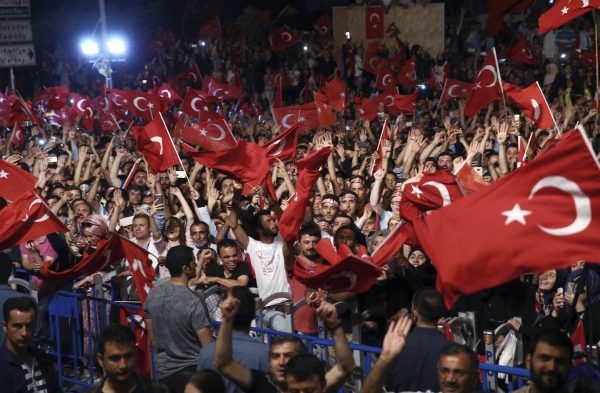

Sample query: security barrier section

[48,290,531,392]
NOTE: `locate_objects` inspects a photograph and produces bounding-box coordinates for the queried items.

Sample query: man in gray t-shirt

[144,245,213,393]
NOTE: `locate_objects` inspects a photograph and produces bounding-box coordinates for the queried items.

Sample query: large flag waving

[132,116,180,173]
[0,191,68,248]
[538,0,600,35]
[439,79,473,105]
[504,82,556,130]
[0,160,37,201]
[264,124,298,161]
[465,49,503,117]
[414,127,600,307]
[182,119,237,151]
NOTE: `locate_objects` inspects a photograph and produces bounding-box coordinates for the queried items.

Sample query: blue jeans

[262,308,290,332]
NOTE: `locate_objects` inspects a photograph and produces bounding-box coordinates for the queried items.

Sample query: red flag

[313,15,333,35]
[121,236,155,304]
[0,160,37,201]
[538,0,600,35]
[183,141,272,196]
[99,112,120,132]
[123,158,142,190]
[46,86,70,110]
[400,170,465,222]
[272,75,283,108]
[372,88,416,115]
[571,318,587,366]
[576,49,596,67]
[487,0,533,35]
[270,25,300,52]
[454,162,489,195]
[198,16,221,39]
[172,112,187,138]
[373,120,390,173]
[414,128,600,308]
[393,91,417,115]
[322,76,346,113]
[363,42,387,75]
[264,124,298,161]
[150,84,181,111]
[439,79,473,105]
[506,36,536,65]
[181,89,211,118]
[375,63,397,90]
[182,119,237,151]
[132,116,180,173]
[504,82,556,130]
[465,49,503,117]
[208,80,242,101]
[371,223,416,267]
[279,147,332,242]
[314,92,336,128]
[397,56,417,89]
[272,103,320,133]
[365,7,384,39]
[0,191,68,249]
[70,94,92,116]
[355,97,379,121]
[10,122,25,145]
[118,308,151,375]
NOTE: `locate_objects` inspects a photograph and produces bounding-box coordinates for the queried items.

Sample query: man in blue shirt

[197,286,269,393]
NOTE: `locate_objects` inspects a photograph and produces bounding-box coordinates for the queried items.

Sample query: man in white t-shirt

[228,206,293,331]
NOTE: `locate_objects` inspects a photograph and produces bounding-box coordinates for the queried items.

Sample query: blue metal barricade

[49,290,531,392]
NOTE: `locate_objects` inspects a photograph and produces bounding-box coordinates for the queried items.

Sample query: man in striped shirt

[0,297,61,393]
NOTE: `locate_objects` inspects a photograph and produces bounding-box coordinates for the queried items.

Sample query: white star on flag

[502,203,532,225]
[199,128,208,136]
[411,185,423,198]
[0,170,8,179]
[561,7,569,15]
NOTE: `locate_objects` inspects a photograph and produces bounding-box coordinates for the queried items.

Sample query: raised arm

[227,202,249,249]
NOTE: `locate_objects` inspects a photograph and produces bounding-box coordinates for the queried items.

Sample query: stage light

[80,39,99,56]
[107,37,126,55]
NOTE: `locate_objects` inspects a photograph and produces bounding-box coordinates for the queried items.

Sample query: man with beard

[514,329,572,393]
[228,207,293,331]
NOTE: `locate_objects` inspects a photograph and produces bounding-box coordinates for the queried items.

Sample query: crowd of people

[2,0,600,392]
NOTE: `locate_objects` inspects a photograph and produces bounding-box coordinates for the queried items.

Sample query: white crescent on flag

[207,123,226,141]
[150,136,164,155]
[133,97,149,112]
[478,65,498,88]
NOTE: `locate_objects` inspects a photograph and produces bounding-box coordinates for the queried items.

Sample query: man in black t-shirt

[203,239,255,289]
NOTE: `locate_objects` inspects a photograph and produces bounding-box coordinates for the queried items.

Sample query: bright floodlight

[107,37,126,55]
[80,39,99,56]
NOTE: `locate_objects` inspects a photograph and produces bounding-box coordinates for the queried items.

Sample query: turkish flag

[46,86,70,110]
[183,141,272,196]
[132,116,180,173]
[539,0,600,34]
[208,80,242,101]
[99,111,120,132]
[0,160,37,201]
[439,79,473,105]
[10,122,25,145]
[571,318,587,366]
[272,103,320,133]
[454,162,489,195]
[375,63,397,90]
[365,7,384,39]
[506,36,536,65]
[119,308,151,375]
[279,147,332,242]
[363,42,387,75]
[465,50,502,117]
[372,88,416,115]
[397,56,417,89]
[120,236,155,304]
[487,0,533,35]
[70,94,92,116]
[45,107,71,128]
[270,25,300,52]
[313,92,336,128]
[182,119,237,151]
[272,75,283,108]
[576,49,596,67]
[414,127,600,307]
[322,76,346,113]
[125,90,163,121]
[264,124,298,161]
[392,91,417,115]
[371,223,417,267]
[504,82,555,130]
[313,15,333,35]
[198,16,221,39]
[181,89,219,119]
[373,120,390,173]
[150,84,181,112]
[400,170,464,222]
[355,97,379,121]
[0,191,68,249]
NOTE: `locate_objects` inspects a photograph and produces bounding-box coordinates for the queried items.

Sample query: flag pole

[492,47,508,118]
[158,112,194,191]
[522,132,534,163]
[594,11,599,120]
[435,78,448,116]
[536,81,561,136]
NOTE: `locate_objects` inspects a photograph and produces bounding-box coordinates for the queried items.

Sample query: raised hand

[220,295,241,322]
[381,315,413,360]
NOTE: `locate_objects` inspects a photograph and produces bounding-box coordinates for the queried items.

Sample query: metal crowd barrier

[48,290,531,392]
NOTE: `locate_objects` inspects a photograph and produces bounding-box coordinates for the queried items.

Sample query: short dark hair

[299,224,321,240]
[165,245,195,276]
[217,239,239,257]
[529,329,574,360]
[437,151,454,160]
[270,336,308,356]
[187,369,225,393]
[230,286,256,330]
[412,288,447,324]
[284,354,326,386]
[132,213,151,226]
[3,296,37,322]
[0,252,12,284]
[98,324,135,354]
[252,209,272,230]
[439,343,479,375]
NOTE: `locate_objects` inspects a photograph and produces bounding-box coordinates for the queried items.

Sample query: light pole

[99,0,112,88]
